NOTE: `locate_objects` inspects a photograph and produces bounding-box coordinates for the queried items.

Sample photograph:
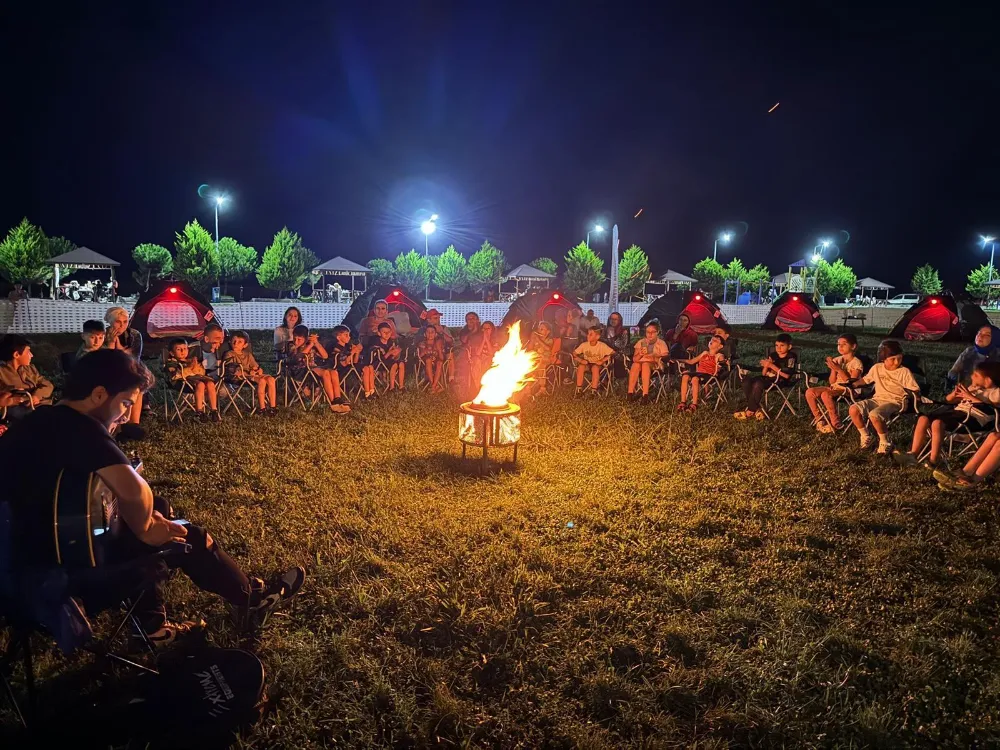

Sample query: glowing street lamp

[981,235,997,283]
[586,224,604,248]
[713,231,733,262]
[421,214,438,299]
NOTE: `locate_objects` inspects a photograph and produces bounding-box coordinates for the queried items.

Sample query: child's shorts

[924,405,993,432]
[179,375,212,388]
[853,399,900,422]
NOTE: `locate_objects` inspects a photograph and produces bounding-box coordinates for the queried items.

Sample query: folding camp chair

[649,358,674,403]
[761,365,806,419]
[217,360,257,418]
[415,350,452,393]
[158,351,201,423]
[912,403,999,463]
[697,370,730,411]
[278,358,331,411]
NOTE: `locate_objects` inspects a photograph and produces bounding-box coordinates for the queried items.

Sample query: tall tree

[530,257,558,276]
[467,241,506,297]
[256,227,310,297]
[132,243,173,290]
[911,264,943,295]
[691,257,725,297]
[173,219,219,294]
[617,244,650,299]
[562,242,606,299]
[394,249,431,297]
[217,237,258,295]
[815,259,857,301]
[723,258,748,285]
[966,263,997,301]
[0,218,51,295]
[45,236,78,283]
[433,244,468,298]
[744,263,771,291]
[367,258,396,286]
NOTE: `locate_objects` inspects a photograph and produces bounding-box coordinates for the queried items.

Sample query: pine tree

[173,219,220,294]
[911,264,943,295]
[217,237,258,295]
[966,263,997,301]
[617,244,650,299]
[256,227,309,297]
[467,241,506,297]
[394,250,431,297]
[45,236,78,283]
[366,258,396,286]
[132,243,173,290]
[723,258,748,285]
[691,257,725,297]
[434,245,468,298]
[744,263,771,290]
[562,242,606,299]
[529,257,558,276]
[0,218,51,295]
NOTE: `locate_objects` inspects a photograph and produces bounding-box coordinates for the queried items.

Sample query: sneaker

[238,566,306,633]
[333,396,350,406]
[197,411,210,423]
[814,419,834,434]
[687,402,699,412]
[892,450,919,467]
[574,389,583,400]
[876,440,892,455]
[920,457,948,472]
[266,406,278,416]
[330,402,351,414]
[626,392,637,402]
[676,402,687,412]
[130,619,206,653]
[209,410,222,423]
[859,431,876,450]
[589,389,600,398]
[363,391,376,401]
[639,395,650,405]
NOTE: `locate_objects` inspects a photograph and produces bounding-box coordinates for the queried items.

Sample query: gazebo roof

[505,263,555,280]
[657,269,697,283]
[788,259,809,269]
[312,256,370,275]
[772,272,789,285]
[855,277,894,289]
[46,246,120,267]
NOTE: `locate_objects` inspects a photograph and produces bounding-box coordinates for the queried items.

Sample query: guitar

[52,456,140,569]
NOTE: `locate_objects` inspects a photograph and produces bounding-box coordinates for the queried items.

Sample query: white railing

[1,298,771,334]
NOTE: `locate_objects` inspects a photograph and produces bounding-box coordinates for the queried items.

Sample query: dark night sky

[2,2,998,294]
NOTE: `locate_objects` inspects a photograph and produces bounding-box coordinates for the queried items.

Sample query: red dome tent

[888,295,966,341]
[129,279,217,340]
[500,289,581,339]
[762,292,830,333]
[637,290,727,334]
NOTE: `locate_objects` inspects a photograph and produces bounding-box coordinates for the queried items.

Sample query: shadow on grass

[395,450,524,479]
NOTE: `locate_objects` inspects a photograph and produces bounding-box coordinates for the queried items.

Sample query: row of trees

[911,263,999,301]
[365,242,652,300]
[133,220,316,297]
[692,256,860,300]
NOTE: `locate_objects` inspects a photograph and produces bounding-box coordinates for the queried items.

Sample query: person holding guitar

[0,349,306,648]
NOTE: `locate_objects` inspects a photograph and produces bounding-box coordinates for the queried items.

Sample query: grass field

[6,328,1000,747]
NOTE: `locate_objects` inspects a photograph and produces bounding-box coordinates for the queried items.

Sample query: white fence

[1,299,771,335]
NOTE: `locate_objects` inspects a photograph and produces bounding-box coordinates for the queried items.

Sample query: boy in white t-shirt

[573,326,615,397]
[848,339,920,453]
[807,333,865,433]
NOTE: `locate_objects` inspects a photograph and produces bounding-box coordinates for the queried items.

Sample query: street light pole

[713,232,733,262]
[421,214,438,300]
[586,224,604,248]
[983,236,997,283]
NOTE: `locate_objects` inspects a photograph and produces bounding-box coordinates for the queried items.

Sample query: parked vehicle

[887,293,921,307]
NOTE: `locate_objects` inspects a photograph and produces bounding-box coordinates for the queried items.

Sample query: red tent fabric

[129,280,216,339]
[888,296,962,341]
[637,290,728,334]
[762,292,829,333]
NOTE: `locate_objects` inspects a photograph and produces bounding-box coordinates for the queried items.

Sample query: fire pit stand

[458,402,521,473]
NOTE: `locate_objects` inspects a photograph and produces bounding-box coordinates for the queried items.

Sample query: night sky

[3,2,998,294]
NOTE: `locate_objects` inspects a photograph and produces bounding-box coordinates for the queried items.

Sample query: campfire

[458,321,538,470]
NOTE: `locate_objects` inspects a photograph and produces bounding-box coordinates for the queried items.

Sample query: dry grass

[5,328,1000,747]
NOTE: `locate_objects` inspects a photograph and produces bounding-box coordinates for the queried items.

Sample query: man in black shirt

[0,349,305,646]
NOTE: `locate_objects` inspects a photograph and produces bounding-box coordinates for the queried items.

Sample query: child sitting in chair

[164,338,221,422]
[76,320,106,363]
[734,333,797,421]
[288,325,351,413]
[326,325,363,388]
[417,324,447,393]
[806,333,864,433]
[627,322,669,403]
[893,361,1000,469]
[362,322,404,399]
[0,335,55,419]
[223,331,278,416]
[848,339,920,453]
[677,334,725,412]
[573,326,615,398]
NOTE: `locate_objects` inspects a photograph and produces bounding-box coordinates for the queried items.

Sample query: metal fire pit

[458,401,521,472]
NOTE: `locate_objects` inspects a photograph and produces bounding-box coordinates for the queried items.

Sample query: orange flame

[471,321,539,407]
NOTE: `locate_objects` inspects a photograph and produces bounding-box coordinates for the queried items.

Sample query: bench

[841,312,866,331]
